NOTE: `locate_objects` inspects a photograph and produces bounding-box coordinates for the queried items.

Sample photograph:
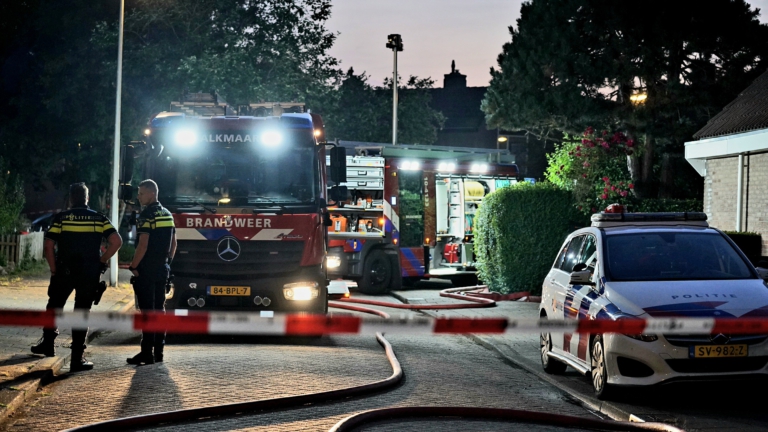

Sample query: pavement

[0,270,136,428]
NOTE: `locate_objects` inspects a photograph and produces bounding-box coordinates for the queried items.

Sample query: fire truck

[325,143,519,294]
[119,94,348,312]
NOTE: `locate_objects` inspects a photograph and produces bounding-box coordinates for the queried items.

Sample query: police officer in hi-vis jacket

[31,182,122,372]
[127,179,177,365]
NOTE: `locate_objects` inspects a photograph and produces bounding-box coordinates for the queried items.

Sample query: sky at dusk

[327,0,768,89]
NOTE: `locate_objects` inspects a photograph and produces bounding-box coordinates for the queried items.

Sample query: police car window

[560,235,585,273]
[579,235,597,270]
[604,232,753,281]
[553,240,570,270]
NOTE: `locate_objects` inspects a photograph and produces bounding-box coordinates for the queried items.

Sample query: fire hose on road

[333,285,537,311]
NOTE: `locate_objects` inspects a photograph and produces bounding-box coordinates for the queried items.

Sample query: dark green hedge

[723,231,763,265]
[474,183,587,295]
[628,198,702,213]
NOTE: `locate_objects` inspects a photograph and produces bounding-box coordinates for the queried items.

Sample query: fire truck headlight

[261,131,283,147]
[283,282,319,301]
[400,160,421,171]
[470,163,489,173]
[174,129,197,147]
[326,256,341,269]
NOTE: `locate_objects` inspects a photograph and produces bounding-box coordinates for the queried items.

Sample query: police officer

[127,179,176,365]
[31,182,123,372]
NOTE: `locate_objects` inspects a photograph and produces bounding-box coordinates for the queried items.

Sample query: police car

[539,206,768,399]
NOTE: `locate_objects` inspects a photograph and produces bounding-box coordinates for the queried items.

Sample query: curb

[390,291,637,422]
[0,293,135,428]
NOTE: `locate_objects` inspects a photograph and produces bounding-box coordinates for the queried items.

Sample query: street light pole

[109,0,125,287]
[386,34,403,146]
[392,48,398,146]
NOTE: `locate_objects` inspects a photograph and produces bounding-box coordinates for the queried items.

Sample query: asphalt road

[399,280,768,432]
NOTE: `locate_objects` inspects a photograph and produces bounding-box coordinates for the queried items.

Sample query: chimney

[443,60,467,89]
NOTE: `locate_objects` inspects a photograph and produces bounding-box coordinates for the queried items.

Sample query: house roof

[693,69,768,139]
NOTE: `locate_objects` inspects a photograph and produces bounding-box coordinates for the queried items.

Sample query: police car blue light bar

[591,212,708,223]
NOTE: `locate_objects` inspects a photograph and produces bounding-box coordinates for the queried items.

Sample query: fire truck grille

[172,240,305,280]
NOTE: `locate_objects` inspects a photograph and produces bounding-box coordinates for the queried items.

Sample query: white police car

[539,207,768,399]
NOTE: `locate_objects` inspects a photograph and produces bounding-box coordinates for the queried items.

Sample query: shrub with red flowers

[545,128,636,213]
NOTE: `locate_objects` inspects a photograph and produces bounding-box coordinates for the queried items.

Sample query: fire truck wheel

[358,249,392,295]
[450,274,478,288]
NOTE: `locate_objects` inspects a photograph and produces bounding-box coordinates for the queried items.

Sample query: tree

[319,68,445,144]
[0,158,25,234]
[318,68,389,142]
[483,0,768,197]
[0,1,118,204]
[0,0,341,210]
[545,128,635,211]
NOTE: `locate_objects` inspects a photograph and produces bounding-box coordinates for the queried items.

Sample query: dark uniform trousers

[134,264,170,353]
[44,269,99,350]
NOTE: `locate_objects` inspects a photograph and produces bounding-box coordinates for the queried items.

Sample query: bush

[722,231,763,265]
[0,157,25,235]
[474,182,588,295]
[629,198,702,213]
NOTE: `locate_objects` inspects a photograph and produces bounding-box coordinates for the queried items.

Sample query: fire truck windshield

[154,145,318,208]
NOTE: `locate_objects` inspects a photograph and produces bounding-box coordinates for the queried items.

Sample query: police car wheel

[540,331,567,374]
[591,335,617,400]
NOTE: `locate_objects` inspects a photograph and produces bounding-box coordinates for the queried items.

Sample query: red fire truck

[325,143,519,294]
[120,97,347,312]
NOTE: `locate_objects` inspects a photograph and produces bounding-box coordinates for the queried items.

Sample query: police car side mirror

[570,269,594,286]
[573,263,587,272]
[757,267,768,282]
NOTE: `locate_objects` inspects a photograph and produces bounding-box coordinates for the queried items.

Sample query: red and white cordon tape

[2,309,768,336]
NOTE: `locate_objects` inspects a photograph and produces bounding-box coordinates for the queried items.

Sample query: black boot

[127,351,155,365]
[70,351,94,372]
[31,336,56,357]
[153,349,164,363]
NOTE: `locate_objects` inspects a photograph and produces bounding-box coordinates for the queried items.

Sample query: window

[553,240,570,270]
[579,235,597,270]
[604,232,753,281]
[560,235,585,273]
[398,171,424,247]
